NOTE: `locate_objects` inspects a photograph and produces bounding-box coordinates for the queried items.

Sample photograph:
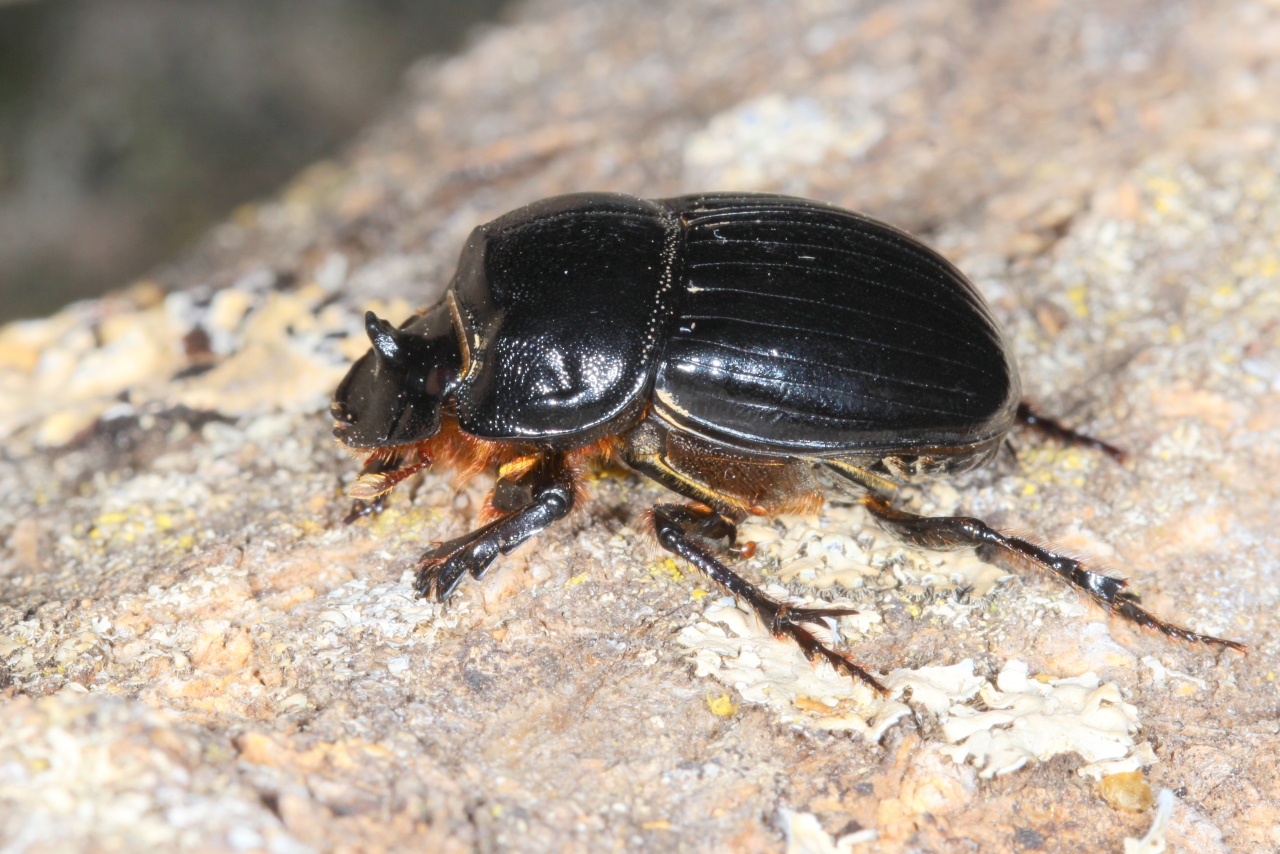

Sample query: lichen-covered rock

[2,0,1279,851]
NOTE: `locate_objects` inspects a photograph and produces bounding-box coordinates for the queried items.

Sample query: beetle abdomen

[653,194,1020,454]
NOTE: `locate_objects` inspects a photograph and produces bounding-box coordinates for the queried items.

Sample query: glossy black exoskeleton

[332,192,1243,691]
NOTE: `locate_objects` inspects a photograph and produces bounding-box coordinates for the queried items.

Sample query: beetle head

[331,304,462,450]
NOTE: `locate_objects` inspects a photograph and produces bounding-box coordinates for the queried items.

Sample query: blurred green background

[0,0,511,323]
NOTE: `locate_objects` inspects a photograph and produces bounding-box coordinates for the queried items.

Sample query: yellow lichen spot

[1167,324,1184,344]
[648,558,685,583]
[366,506,409,538]
[155,514,174,531]
[1032,160,1066,181]
[1144,175,1181,196]
[295,518,325,536]
[1144,175,1182,215]
[1174,680,1200,697]
[707,693,738,716]
[691,588,709,600]
[641,820,671,831]
[1022,483,1037,496]
[178,535,197,550]
[564,572,590,588]
[1260,256,1279,278]
[1065,285,1089,319]
[1099,771,1154,812]
[1266,671,1275,682]
[794,695,836,713]
[490,805,503,818]
[95,512,130,527]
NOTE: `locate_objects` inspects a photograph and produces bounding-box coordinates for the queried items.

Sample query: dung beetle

[332,192,1244,691]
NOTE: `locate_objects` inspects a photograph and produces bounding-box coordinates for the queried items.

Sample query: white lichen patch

[938,660,1147,779]
[883,661,986,717]
[680,599,1149,779]
[314,571,466,648]
[778,808,877,854]
[680,596,882,724]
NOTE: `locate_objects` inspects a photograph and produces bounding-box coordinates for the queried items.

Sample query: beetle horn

[365,311,406,365]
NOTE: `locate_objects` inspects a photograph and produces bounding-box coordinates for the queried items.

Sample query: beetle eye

[331,401,355,424]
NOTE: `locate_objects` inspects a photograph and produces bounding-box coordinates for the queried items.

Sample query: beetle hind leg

[1017,402,1126,462]
[651,503,886,693]
[862,493,1246,652]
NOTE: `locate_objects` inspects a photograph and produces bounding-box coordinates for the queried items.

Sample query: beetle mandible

[331,192,1244,691]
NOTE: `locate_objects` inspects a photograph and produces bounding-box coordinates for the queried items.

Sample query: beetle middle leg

[624,420,886,691]
[861,492,1246,651]
[415,451,575,602]
[651,503,886,692]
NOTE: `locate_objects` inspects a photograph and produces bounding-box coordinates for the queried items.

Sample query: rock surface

[2,0,1278,851]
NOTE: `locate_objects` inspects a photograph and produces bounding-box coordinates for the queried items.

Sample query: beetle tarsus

[415,452,576,602]
[343,495,387,526]
[652,503,887,693]
[862,492,1246,652]
[1111,597,1248,652]
[1016,402,1126,462]
[415,528,499,601]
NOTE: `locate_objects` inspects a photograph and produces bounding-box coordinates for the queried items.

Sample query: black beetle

[332,192,1243,690]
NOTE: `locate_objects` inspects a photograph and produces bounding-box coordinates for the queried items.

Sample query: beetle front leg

[416,452,575,602]
[342,451,404,525]
[862,493,1246,651]
[652,503,887,692]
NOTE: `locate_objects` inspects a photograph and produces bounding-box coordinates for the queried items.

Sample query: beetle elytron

[332,192,1243,690]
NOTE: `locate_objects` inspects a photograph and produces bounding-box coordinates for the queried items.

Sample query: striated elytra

[332,192,1243,692]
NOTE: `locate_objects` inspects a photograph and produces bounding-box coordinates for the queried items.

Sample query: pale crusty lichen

[0,276,404,450]
[937,659,1151,780]
[778,807,877,854]
[680,597,1154,780]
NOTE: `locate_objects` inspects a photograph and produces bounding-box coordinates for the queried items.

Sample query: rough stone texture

[2,0,1279,851]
